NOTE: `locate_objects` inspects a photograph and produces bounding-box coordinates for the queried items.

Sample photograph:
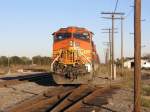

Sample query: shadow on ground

[0,73,57,86]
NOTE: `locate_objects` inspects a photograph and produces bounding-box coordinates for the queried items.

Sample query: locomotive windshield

[73,32,90,40]
[54,33,71,41]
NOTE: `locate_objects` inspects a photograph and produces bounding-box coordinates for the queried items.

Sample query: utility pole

[109,29,112,79]
[105,47,109,77]
[103,42,110,78]
[102,29,113,78]
[102,29,118,79]
[121,16,124,76]
[101,12,124,80]
[112,14,115,80]
[7,56,10,75]
[105,47,109,65]
[134,0,141,111]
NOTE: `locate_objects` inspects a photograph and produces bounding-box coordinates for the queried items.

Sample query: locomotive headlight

[69,41,73,46]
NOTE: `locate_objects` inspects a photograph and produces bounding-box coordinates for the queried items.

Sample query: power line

[114,0,119,13]
[113,0,134,28]
[115,7,133,32]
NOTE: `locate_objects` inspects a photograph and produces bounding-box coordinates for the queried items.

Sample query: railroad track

[0,73,55,87]
[0,73,121,112]
[5,84,119,112]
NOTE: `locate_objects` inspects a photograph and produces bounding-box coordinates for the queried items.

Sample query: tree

[0,55,51,66]
[0,56,8,66]
[21,57,32,65]
[41,56,50,65]
[32,55,42,65]
[115,58,121,67]
[10,56,23,65]
[143,53,150,61]
[32,56,51,65]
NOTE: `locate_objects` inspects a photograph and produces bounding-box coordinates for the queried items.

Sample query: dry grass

[0,65,51,75]
[0,67,8,75]
[117,68,134,88]
[142,97,150,108]
[116,67,132,77]
[97,64,134,89]
[142,85,150,96]
[141,81,150,108]
[98,64,108,75]
[20,65,51,73]
[99,64,150,109]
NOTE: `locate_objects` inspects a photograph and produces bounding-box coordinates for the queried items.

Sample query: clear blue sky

[0,0,149,62]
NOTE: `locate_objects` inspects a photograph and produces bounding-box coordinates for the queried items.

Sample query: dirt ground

[0,68,150,112]
[100,88,149,112]
[0,82,50,111]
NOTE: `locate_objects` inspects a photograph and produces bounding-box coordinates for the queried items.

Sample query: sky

[0,0,149,62]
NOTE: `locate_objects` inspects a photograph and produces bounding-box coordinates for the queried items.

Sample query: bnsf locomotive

[51,26,100,84]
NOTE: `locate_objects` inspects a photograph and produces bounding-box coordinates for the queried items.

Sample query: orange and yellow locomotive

[51,26,100,84]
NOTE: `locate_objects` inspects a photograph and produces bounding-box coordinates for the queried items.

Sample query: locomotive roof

[52,26,94,35]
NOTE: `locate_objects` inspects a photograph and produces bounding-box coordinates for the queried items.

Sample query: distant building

[124,59,150,69]
[124,59,134,69]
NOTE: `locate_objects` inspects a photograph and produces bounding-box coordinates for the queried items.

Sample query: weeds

[141,97,150,108]
[142,85,150,96]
